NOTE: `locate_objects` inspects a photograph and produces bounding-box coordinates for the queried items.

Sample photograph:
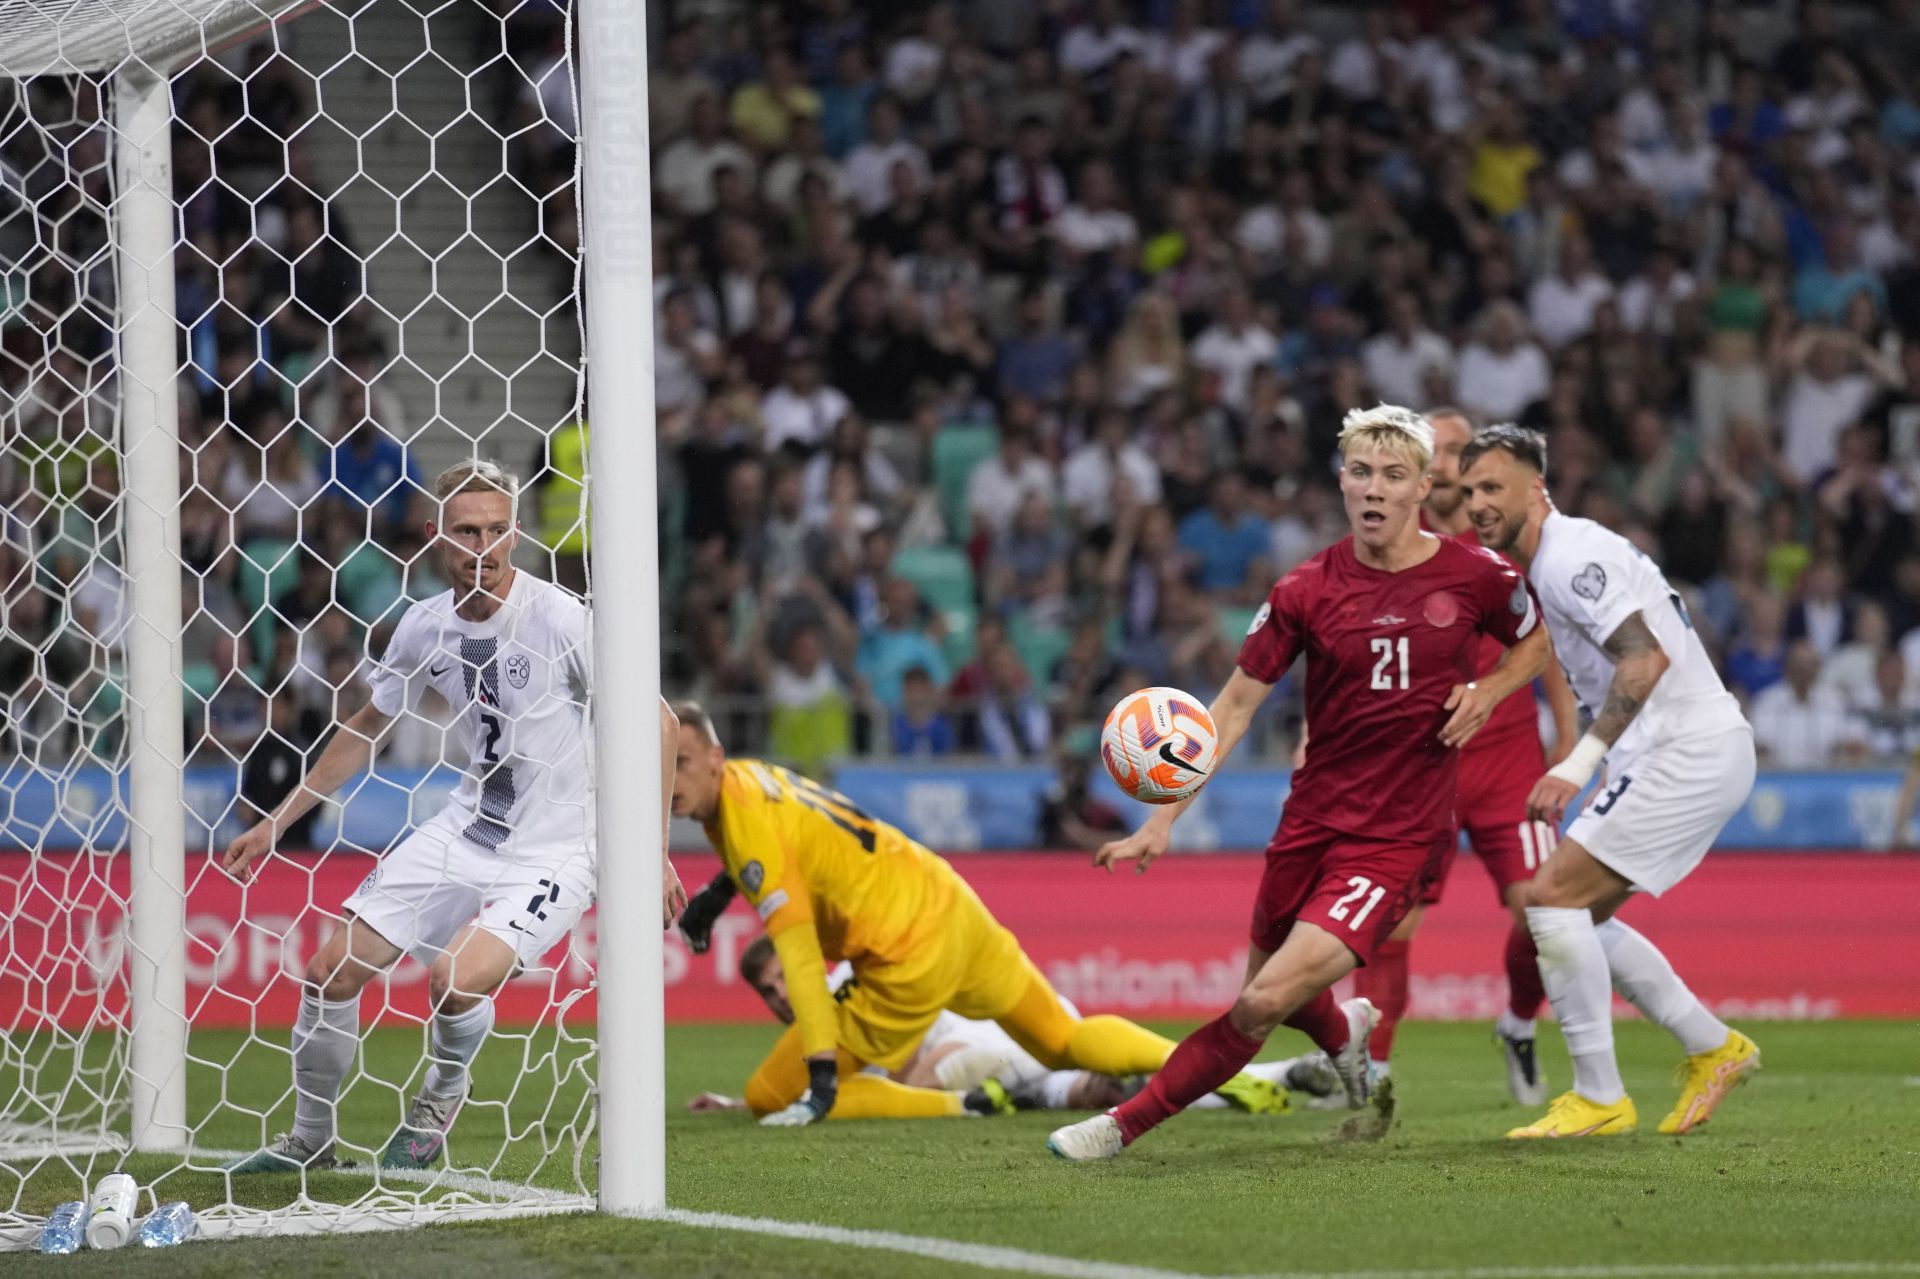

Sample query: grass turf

[3,1019,1917,1276]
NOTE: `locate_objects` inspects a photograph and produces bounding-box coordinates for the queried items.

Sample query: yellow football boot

[1658,1030,1760,1135]
[1506,1090,1638,1139]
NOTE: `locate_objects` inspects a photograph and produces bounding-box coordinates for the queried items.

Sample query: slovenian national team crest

[505,653,530,688]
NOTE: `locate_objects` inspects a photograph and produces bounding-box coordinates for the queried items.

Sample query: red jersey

[1451,528,1542,755]
[1237,534,1539,844]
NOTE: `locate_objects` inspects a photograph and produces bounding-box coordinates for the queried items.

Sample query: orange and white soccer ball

[1099,686,1218,804]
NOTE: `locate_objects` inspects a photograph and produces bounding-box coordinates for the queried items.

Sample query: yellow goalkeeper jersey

[702,758,970,1055]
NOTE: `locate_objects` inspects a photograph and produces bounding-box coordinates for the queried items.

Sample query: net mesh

[1,0,603,1244]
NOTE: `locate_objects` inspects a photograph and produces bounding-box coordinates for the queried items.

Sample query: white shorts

[1565,725,1756,897]
[341,810,595,968]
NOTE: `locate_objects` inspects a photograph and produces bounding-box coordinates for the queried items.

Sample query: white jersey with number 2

[364,570,594,860]
[1528,511,1746,775]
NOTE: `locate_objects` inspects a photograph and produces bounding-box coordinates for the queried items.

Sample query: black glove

[677,871,737,954]
[803,1057,839,1119]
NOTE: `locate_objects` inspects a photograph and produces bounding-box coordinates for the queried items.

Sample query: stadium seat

[939,605,977,669]
[1219,606,1259,645]
[930,425,998,541]
[891,544,975,613]
[336,543,403,623]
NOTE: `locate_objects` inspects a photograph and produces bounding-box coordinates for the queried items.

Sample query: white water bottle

[84,1173,139,1250]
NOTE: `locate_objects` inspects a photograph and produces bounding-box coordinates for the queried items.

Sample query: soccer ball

[1099,687,1218,804]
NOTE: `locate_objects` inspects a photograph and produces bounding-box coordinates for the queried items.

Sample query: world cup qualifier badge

[1572,563,1607,601]
[741,860,765,895]
[505,653,530,688]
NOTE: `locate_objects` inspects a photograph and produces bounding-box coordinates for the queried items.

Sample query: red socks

[1355,939,1410,1061]
[1280,988,1351,1057]
[1505,921,1544,1020]
[1112,1014,1264,1145]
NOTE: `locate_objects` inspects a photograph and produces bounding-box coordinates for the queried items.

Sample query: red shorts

[1249,814,1449,967]
[1422,732,1554,906]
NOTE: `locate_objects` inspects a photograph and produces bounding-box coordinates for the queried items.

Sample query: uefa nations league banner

[4,761,1920,853]
[3,852,1915,1032]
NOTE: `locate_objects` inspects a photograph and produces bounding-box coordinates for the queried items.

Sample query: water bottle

[84,1172,139,1249]
[35,1201,89,1255]
[137,1202,196,1248]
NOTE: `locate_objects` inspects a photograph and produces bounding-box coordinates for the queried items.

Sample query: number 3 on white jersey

[1328,875,1386,930]
[1370,637,1409,690]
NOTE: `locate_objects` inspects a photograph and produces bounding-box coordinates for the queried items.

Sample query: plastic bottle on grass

[36,1201,89,1254]
[84,1172,139,1249]
[137,1202,196,1247]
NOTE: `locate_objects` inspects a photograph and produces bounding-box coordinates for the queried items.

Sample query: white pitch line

[649,1209,1920,1279]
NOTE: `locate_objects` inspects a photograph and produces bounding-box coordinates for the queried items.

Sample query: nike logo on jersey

[1372,615,1406,626]
[429,663,452,678]
[1157,741,1207,775]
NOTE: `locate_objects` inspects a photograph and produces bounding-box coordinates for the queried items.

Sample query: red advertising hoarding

[2,850,1915,1030]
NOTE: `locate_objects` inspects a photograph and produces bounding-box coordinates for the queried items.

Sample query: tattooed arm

[1586,611,1671,746]
[1527,611,1669,823]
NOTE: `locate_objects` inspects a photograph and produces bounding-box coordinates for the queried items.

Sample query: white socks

[292,991,361,1149]
[1526,906,1626,1104]
[1595,918,1729,1055]
[423,1000,495,1100]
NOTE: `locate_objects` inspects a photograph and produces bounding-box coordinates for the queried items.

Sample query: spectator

[240,695,315,847]
[1845,649,1920,761]
[1527,234,1614,350]
[1750,640,1859,766]
[655,92,756,218]
[1778,329,1894,485]
[730,49,820,153]
[1786,557,1856,658]
[857,578,948,712]
[1106,291,1187,410]
[843,95,928,217]
[759,343,849,455]
[966,424,1056,543]
[988,491,1072,625]
[762,621,852,777]
[890,665,956,757]
[996,286,1079,405]
[1361,292,1453,410]
[1178,471,1271,603]
[1454,301,1550,421]
[1063,408,1161,534]
[977,643,1051,760]
[1821,600,1892,710]
[1037,753,1127,851]
[1725,591,1790,699]
[1190,287,1278,414]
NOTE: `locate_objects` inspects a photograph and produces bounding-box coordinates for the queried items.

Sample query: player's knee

[305,949,369,1001]
[429,958,488,1013]
[1229,988,1287,1039]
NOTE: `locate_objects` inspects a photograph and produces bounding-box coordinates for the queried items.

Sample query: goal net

[0,0,662,1246]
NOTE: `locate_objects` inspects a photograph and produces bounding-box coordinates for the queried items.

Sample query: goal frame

[1,0,664,1226]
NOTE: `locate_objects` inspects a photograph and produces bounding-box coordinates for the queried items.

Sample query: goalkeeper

[669,701,1288,1124]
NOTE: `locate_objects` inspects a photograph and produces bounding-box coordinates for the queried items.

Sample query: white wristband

[1545,733,1607,790]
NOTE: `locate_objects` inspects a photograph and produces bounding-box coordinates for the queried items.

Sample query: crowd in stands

[10,1,1920,814]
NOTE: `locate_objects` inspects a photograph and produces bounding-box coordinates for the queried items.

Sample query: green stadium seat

[181,661,218,704]
[336,543,403,623]
[891,544,975,613]
[930,425,998,541]
[939,605,977,670]
[236,538,299,659]
[1219,606,1259,645]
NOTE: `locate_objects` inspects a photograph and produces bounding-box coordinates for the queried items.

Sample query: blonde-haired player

[667,702,1291,1123]
[1050,406,1551,1160]
[222,460,683,1174]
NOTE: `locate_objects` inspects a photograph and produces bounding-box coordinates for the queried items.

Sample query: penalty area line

[647,1213,1920,1279]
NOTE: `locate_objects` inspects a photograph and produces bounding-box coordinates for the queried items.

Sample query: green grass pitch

[3,1019,1916,1276]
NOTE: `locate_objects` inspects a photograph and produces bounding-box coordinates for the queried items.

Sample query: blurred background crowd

[8,0,1920,824]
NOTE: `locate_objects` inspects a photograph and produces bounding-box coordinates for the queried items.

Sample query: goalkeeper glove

[759,1059,838,1127]
[677,870,737,954]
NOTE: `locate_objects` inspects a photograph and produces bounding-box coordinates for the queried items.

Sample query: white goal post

[0,0,663,1244]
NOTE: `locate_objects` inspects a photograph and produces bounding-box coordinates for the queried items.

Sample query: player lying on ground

[221,461,685,1173]
[668,702,1291,1124]
[1346,407,1579,1104]
[1461,425,1761,1138]
[1049,406,1551,1161]
[681,934,1342,1114]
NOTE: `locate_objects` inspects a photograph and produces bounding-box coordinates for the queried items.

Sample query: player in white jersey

[1459,426,1762,1139]
[222,460,682,1174]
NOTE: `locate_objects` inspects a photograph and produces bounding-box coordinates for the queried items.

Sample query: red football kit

[1422,529,1557,906]
[1236,533,1538,964]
